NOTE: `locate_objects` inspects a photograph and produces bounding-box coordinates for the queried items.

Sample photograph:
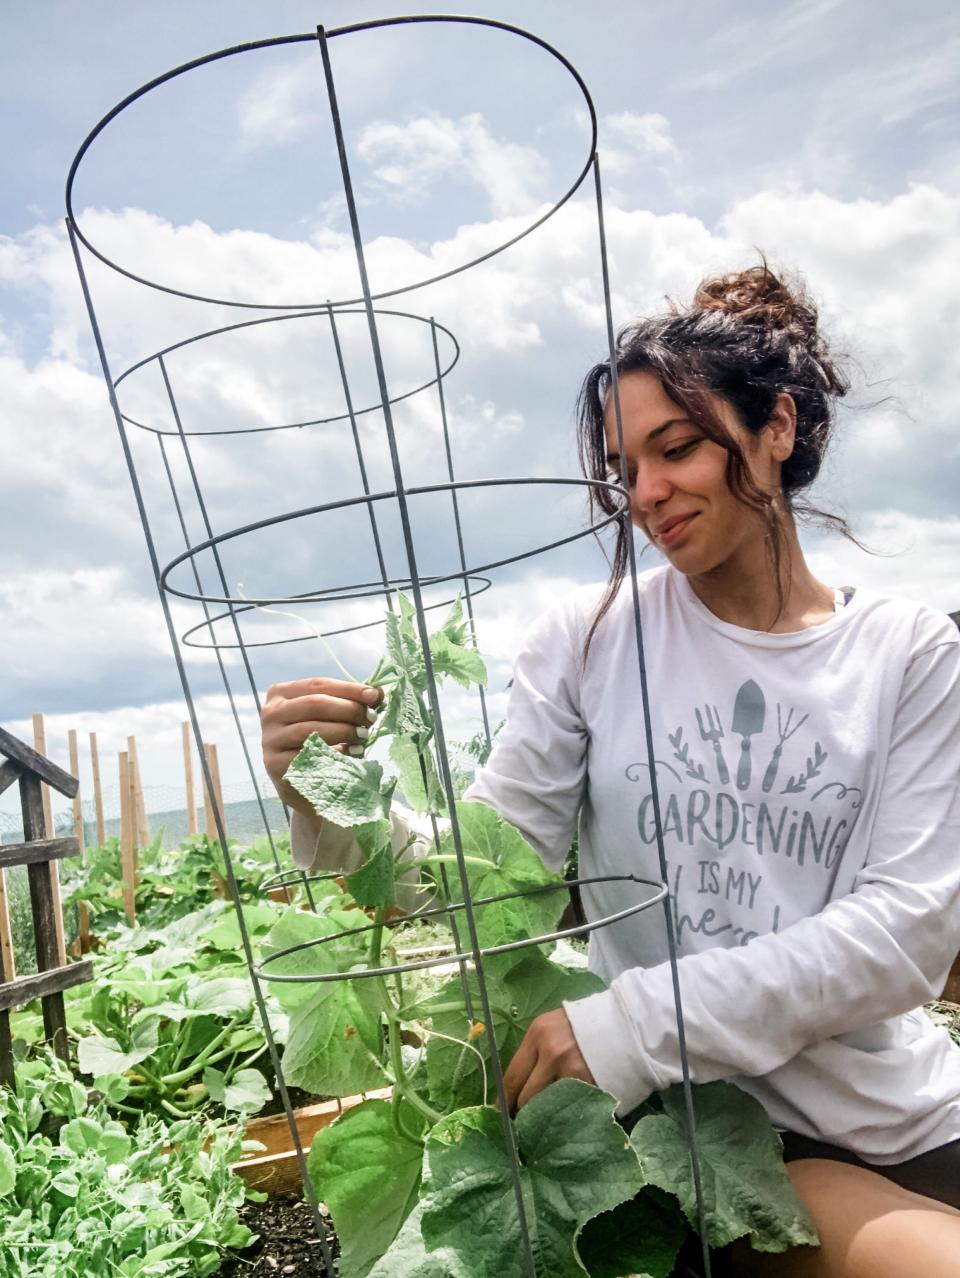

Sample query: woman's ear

[766,392,797,462]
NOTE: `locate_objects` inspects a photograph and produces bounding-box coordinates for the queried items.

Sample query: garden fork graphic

[695,703,730,785]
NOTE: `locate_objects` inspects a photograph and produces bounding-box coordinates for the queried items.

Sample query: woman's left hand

[502,1007,596,1115]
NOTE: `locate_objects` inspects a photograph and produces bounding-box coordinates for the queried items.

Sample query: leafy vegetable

[420,1081,645,1278]
[630,1081,819,1252]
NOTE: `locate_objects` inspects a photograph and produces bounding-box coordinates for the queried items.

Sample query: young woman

[261,265,960,1276]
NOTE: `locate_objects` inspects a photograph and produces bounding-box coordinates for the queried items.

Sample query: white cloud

[356,113,550,218]
[600,112,680,176]
[237,59,323,148]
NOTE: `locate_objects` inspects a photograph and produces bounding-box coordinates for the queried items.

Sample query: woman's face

[602,370,790,578]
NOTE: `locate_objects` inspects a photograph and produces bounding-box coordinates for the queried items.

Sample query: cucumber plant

[267,596,818,1277]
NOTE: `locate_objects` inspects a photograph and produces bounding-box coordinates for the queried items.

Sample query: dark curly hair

[577,260,856,656]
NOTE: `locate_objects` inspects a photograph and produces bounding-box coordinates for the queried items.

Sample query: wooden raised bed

[233,1088,392,1194]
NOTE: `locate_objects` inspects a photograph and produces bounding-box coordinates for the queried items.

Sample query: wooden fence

[0,717,227,942]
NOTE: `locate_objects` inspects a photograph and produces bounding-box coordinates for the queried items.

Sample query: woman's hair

[577,259,854,657]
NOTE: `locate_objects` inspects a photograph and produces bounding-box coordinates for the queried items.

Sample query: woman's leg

[731,1158,960,1278]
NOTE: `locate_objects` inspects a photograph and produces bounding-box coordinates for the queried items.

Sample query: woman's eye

[664,440,699,461]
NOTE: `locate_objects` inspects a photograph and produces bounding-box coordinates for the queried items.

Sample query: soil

[217,1196,338,1278]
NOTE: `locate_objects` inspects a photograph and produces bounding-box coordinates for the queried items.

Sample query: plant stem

[421,853,496,871]
[160,1015,243,1088]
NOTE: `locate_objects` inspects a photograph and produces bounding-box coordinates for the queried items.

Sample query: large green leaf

[423,950,606,1112]
[345,820,396,909]
[630,1082,819,1253]
[428,632,487,689]
[0,1142,16,1196]
[261,906,368,1013]
[390,735,445,815]
[203,1066,271,1115]
[443,802,567,948]
[281,979,387,1098]
[285,733,395,826]
[77,1016,159,1078]
[420,1080,645,1278]
[308,1098,426,1278]
[578,1187,687,1278]
[367,1202,454,1278]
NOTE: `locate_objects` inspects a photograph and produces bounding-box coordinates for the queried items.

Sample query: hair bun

[693,262,819,345]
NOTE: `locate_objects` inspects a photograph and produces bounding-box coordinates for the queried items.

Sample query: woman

[261,265,960,1276]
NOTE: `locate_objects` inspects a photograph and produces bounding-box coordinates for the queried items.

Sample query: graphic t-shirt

[465,566,960,1161]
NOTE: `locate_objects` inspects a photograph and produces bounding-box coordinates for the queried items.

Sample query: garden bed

[218,1195,335,1278]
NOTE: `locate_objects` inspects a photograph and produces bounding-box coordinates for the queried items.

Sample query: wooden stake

[118,752,137,926]
[31,713,67,965]
[127,736,150,849]
[89,731,106,847]
[202,742,217,840]
[31,714,54,838]
[67,730,85,853]
[0,870,16,982]
[68,730,90,954]
[182,722,198,836]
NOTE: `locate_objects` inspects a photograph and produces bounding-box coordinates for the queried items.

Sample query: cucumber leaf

[281,979,387,1098]
[346,820,396,909]
[367,1202,454,1278]
[442,802,567,948]
[308,1098,426,1278]
[428,631,487,689]
[630,1081,819,1253]
[578,1186,687,1278]
[285,733,395,826]
[261,906,368,1013]
[390,735,445,815]
[423,949,606,1112]
[420,1080,645,1278]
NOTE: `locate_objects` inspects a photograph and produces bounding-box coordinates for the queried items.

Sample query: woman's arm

[562,635,960,1115]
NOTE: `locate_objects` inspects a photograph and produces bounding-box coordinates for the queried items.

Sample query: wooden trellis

[0,725,94,1088]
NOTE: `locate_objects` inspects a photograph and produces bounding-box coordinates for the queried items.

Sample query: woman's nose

[632,463,672,513]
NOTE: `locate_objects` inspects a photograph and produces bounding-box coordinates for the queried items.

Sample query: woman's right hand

[261,677,382,823]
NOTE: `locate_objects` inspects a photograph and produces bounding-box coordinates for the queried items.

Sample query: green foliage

[630,1081,819,1252]
[0,1051,258,1278]
[308,1098,426,1278]
[288,594,819,1276]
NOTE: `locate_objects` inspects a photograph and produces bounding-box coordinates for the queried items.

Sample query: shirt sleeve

[464,599,589,872]
[565,634,960,1115]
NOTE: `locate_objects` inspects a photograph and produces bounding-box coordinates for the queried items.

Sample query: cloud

[2,166,958,822]
[600,112,680,175]
[355,113,550,218]
[237,58,324,148]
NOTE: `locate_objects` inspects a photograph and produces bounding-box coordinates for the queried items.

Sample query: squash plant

[265,596,818,1277]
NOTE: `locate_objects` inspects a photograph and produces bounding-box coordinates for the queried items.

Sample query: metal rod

[593,156,712,1277]
[65,219,337,1273]
[317,24,539,1272]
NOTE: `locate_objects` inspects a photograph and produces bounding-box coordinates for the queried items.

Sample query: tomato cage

[67,16,714,1278]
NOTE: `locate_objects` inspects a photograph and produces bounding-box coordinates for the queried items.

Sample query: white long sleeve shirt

[466,567,960,1161]
[292,565,960,1162]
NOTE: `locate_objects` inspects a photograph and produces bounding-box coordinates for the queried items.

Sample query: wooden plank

[0,960,94,1012]
[0,837,80,870]
[0,724,77,798]
[118,752,137,925]
[20,775,69,1059]
[0,759,21,798]
[128,736,151,849]
[89,732,106,847]
[183,722,198,836]
[32,715,56,836]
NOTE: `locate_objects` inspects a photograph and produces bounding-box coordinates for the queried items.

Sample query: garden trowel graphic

[732,679,765,790]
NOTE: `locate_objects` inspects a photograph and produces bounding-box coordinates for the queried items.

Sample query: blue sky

[2,0,958,828]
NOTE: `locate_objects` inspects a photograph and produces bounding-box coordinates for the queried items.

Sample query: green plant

[0,1050,261,1278]
[266,596,819,1277]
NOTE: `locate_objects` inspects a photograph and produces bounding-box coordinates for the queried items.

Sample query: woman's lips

[655,514,697,547]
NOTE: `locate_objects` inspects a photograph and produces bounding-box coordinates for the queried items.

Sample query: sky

[1,0,958,833]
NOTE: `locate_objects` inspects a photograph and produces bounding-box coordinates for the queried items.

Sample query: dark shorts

[781,1130,960,1210]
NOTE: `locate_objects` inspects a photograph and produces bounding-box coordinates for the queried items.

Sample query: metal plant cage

[67,16,713,1277]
